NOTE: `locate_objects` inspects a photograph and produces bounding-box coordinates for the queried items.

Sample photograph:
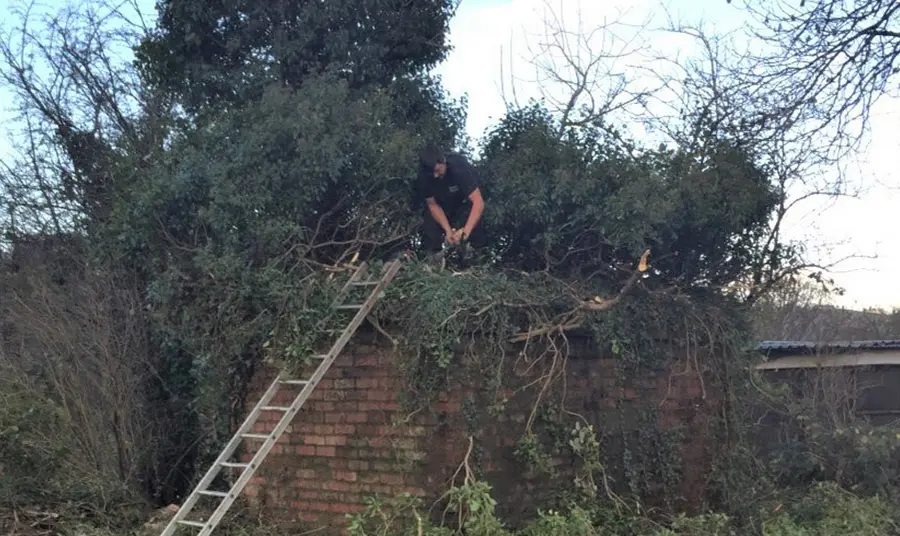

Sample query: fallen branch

[508,317,584,343]
[430,435,476,523]
[508,249,651,343]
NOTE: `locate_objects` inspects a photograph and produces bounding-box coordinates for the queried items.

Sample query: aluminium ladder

[160,259,403,536]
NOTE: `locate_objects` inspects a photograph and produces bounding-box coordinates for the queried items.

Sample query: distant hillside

[752,303,900,342]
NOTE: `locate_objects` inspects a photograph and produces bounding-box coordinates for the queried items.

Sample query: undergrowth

[343,478,898,536]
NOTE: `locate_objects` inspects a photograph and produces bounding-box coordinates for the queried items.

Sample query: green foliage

[344,477,898,536]
[621,408,685,507]
[0,369,68,506]
[100,74,465,482]
[761,482,898,536]
[374,264,572,409]
[137,0,457,111]
[478,104,779,287]
[0,366,144,525]
[569,422,605,499]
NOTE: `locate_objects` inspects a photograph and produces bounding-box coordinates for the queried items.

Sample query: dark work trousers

[421,202,487,252]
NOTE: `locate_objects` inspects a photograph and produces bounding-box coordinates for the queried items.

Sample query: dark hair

[418,145,446,169]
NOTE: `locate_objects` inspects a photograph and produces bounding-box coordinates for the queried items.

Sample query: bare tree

[0,246,164,511]
[0,0,159,234]
[634,14,878,303]
[731,0,900,163]
[501,0,656,140]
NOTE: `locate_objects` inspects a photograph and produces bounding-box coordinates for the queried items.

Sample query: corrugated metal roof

[754,351,900,370]
[757,340,900,353]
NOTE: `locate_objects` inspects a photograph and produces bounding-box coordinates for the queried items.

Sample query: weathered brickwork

[239,330,717,532]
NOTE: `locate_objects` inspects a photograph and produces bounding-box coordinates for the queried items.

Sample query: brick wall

[238,329,719,532]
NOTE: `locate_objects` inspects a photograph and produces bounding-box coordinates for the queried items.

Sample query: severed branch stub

[580,248,650,311]
[509,249,651,343]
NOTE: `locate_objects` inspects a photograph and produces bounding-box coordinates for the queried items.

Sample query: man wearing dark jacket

[416,145,486,253]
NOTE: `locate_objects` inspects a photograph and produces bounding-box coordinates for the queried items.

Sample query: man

[416,145,486,253]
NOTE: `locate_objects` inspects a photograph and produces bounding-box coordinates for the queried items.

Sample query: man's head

[419,145,447,178]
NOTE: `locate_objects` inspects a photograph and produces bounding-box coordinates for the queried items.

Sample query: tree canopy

[136,0,457,112]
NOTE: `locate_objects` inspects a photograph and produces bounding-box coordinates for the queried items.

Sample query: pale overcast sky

[435,0,900,312]
[1,0,897,311]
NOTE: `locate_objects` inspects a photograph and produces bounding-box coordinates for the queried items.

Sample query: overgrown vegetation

[1,0,899,534]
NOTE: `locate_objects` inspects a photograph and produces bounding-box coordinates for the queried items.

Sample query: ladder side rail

[159,376,284,536]
[197,261,401,535]
[327,262,369,310]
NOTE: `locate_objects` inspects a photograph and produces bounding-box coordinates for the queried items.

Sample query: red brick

[331,502,364,514]
[377,377,397,388]
[335,379,356,389]
[360,473,382,485]
[361,401,399,411]
[345,412,369,424]
[334,471,358,482]
[326,481,352,492]
[367,390,394,401]
[355,355,378,366]
[296,445,316,455]
[380,474,404,485]
[366,484,394,494]
[316,446,336,457]
[295,423,316,434]
[325,435,348,446]
[298,512,319,523]
[356,378,379,389]
[328,458,349,470]
[375,425,400,436]
[304,435,326,445]
[348,460,370,471]
[334,424,356,434]
[311,424,332,435]
[437,401,461,412]
[686,382,704,397]
[372,461,394,472]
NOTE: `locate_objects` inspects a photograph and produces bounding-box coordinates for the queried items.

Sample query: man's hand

[445,229,460,245]
[452,229,468,243]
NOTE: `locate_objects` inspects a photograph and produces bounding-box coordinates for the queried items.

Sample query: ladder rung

[198,490,229,498]
[220,462,249,468]
[335,304,364,310]
[260,406,291,412]
[241,433,270,439]
[351,280,379,286]
[279,379,310,385]
[177,520,206,528]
